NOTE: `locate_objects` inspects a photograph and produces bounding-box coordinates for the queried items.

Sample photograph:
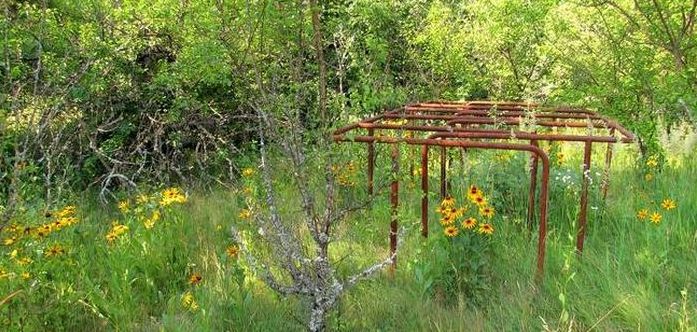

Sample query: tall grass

[1,143,695,331]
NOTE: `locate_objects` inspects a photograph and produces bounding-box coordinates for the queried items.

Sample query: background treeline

[1,0,695,211]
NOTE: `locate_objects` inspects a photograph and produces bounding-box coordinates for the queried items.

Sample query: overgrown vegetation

[1,0,696,331]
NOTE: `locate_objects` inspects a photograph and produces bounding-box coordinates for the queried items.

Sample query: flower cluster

[160,187,188,207]
[636,198,677,225]
[644,155,659,181]
[109,187,187,240]
[436,185,497,238]
[105,221,129,243]
[2,205,79,247]
[330,161,357,187]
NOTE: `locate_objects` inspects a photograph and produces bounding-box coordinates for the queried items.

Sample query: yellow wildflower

[637,209,649,220]
[45,244,65,257]
[479,206,495,218]
[16,257,32,266]
[21,272,30,280]
[661,199,676,210]
[467,185,480,200]
[440,196,456,208]
[144,210,161,229]
[242,167,256,177]
[650,212,662,224]
[462,217,477,229]
[439,214,455,226]
[161,187,187,206]
[182,291,198,311]
[238,209,252,220]
[56,205,77,218]
[473,195,487,207]
[479,223,494,235]
[444,226,459,237]
[226,245,240,258]
[118,200,130,213]
[3,237,16,246]
[645,173,654,181]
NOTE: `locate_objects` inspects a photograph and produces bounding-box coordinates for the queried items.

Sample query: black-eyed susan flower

[479,223,494,235]
[56,205,77,218]
[661,199,676,210]
[106,222,129,243]
[467,185,481,200]
[650,212,662,224]
[444,226,459,237]
[161,187,187,206]
[226,245,240,258]
[45,244,65,257]
[439,214,455,226]
[637,209,649,220]
[21,272,30,280]
[473,195,487,207]
[479,206,495,218]
[462,217,477,229]
[188,273,203,286]
[440,196,455,208]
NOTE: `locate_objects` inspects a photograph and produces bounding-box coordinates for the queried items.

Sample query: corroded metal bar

[390,144,399,268]
[421,145,429,237]
[602,128,616,200]
[367,128,375,195]
[527,140,539,229]
[576,141,593,254]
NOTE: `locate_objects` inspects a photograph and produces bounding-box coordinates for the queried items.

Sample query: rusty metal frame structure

[332,100,635,281]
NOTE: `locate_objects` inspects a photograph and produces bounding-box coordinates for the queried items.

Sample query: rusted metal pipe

[527,140,539,229]
[601,128,616,200]
[576,140,593,254]
[421,145,429,237]
[367,128,375,195]
[390,144,399,269]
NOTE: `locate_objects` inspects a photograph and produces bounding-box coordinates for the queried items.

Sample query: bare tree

[229,105,399,332]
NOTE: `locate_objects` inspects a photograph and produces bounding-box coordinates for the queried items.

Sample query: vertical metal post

[408,130,415,181]
[527,140,539,229]
[536,150,550,283]
[601,128,615,201]
[421,145,429,237]
[367,128,375,195]
[576,141,593,254]
[390,144,400,269]
[440,145,447,199]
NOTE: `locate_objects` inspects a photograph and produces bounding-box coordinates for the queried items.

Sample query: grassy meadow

[1,141,696,331]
